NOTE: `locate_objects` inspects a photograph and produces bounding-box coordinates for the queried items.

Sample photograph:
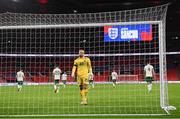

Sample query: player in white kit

[111,70,118,87]
[144,62,155,93]
[88,72,94,88]
[53,66,61,93]
[16,69,25,92]
[61,72,67,88]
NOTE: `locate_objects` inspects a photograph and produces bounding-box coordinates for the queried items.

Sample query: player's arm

[87,58,92,73]
[71,60,77,78]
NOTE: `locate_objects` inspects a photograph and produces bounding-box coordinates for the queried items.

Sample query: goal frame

[0,3,175,117]
[0,20,171,117]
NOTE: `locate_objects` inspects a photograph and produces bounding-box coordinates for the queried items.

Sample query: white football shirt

[16,71,24,81]
[53,67,61,80]
[111,71,118,80]
[62,73,67,81]
[144,64,154,77]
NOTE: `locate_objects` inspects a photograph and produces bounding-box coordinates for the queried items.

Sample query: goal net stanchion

[159,11,176,113]
[0,4,176,117]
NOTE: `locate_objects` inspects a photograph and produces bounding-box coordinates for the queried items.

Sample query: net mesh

[0,4,168,116]
[0,4,167,26]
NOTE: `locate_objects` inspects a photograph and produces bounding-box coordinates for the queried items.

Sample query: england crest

[108,28,118,39]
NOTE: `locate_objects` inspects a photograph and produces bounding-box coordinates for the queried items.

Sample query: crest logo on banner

[108,28,118,39]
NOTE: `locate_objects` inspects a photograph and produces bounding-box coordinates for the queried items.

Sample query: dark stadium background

[0,0,179,51]
[0,0,179,83]
[0,1,180,118]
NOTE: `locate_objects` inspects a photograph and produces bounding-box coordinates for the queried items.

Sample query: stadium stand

[0,56,179,83]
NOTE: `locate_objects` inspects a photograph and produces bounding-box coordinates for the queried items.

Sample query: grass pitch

[0,83,179,118]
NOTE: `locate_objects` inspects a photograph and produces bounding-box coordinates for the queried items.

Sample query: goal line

[0,113,168,118]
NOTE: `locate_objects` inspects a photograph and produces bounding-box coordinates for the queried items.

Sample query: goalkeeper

[71,50,92,105]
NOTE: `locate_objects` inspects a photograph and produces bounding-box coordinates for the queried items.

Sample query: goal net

[0,4,171,117]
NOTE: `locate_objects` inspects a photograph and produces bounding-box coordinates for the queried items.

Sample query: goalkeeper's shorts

[77,77,88,86]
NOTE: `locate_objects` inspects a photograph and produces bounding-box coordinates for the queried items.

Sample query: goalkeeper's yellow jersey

[72,57,92,79]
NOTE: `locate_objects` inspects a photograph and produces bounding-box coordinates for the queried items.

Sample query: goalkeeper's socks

[84,89,88,105]
[84,89,88,98]
[80,90,83,101]
[81,90,86,102]
[80,89,88,105]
